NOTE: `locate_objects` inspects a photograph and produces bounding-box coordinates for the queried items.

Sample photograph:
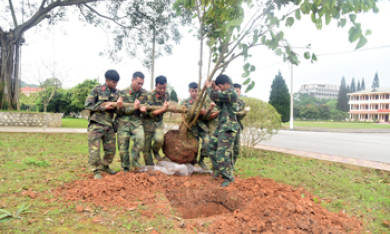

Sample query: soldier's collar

[156,92,167,99]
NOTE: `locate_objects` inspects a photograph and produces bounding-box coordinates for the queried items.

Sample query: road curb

[255,145,390,174]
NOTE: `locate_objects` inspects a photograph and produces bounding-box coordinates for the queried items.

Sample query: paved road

[259,130,390,164]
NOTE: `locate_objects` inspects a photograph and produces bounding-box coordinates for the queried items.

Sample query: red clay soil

[54,172,363,233]
[162,130,199,163]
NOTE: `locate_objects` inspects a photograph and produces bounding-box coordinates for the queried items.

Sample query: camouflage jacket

[85,84,119,127]
[235,99,246,130]
[143,90,170,132]
[180,97,209,133]
[116,86,148,126]
[206,86,239,132]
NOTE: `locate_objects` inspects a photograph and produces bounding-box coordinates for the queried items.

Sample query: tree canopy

[269,71,290,123]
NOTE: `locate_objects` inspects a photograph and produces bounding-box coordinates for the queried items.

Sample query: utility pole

[290,62,294,130]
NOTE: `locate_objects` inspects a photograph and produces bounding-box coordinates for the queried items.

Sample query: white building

[299,84,339,99]
[348,88,390,122]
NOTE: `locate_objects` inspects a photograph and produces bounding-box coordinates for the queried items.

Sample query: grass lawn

[61,117,88,128]
[0,133,389,233]
[282,121,390,129]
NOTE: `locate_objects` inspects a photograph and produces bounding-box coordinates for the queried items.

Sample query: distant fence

[0,112,62,128]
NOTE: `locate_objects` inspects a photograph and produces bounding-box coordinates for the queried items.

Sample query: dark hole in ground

[165,188,248,219]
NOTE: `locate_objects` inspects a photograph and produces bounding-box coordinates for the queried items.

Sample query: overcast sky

[20,1,390,102]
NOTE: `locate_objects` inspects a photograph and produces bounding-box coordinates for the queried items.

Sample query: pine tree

[357,80,361,91]
[170,89,179,102]
[346,84,350,93]
[269,71,290,123]
[361,78,366,90]
[350,78,356,93]
[372,72,380,91]
[337,77,349,112]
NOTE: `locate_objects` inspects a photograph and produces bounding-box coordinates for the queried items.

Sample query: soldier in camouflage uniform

[232,83,246,167]
[143,76,170,165]
[116,72,148,171]
[205,74,239,187]
[180,82,210,170]
[85,70,120,179]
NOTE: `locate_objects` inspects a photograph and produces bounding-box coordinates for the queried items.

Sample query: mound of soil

[55,172,362,233]
[162,130,199,163]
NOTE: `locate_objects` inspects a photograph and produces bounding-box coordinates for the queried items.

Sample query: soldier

[181,82,210,170]
[143,76,170,165]
[233,83,247,166]
[116,72,148,171]
[85,70,120,179]
[204,74,238,187]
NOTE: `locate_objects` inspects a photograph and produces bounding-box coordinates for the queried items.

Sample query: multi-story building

[348,88,390,122]
[299,84,339,99]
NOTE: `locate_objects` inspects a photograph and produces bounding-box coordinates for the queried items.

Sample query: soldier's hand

[134,99,140,110]
[209,102,216,110]
[105,102,116,110]
[163,101,169,110]
[140,106,147,113]
[200,108,207,115]
[204,80,212,88]
[117,97,124,109]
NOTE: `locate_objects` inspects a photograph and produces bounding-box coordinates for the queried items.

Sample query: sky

[19,1,390,102]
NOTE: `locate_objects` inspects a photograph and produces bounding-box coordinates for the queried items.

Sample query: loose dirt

[55,172,363,233]
[163,130,199,163]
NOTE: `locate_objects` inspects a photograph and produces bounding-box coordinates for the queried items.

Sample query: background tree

[300,104,320,120]
[318,104,331,120]
[357,80,361,91]
[170,89,179,103]
[70,79,99,111]
[350,78,356,93]
[372,72,380,91]
[241,97,281,157]
[361,78,366,90]
[337,77,349,112]
[269,71,290,123]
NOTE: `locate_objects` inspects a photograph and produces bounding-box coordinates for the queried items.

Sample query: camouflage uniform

[85,84,119,172]
[233,99,246,163]
[205,86,238,183]
[205,97,220,136]
[116,87,148,169]
[180,97,210,164]
[142,90,170,165]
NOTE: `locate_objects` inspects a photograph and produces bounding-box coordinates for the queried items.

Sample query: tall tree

[350,78,356,93]
[361,78,366,90]
[170,89,179,103]
[269,71,290,123]
[357,80,361,91]
[372,72,380,91]
[337,77,349,112]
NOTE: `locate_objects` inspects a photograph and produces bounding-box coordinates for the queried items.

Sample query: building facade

[20,87,42,97]
[348,88,390,122]
[299,84,339,99]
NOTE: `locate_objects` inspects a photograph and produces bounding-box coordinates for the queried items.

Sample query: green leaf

[230,17,244,27]
[349,14,357,24]
[339,18,347,28]
[295,9,301,20]
[355,36,367,49]
[0,210,12,216]
[285,17,294,27]
[243,63,250,72]
[275,48,283,56]
[365,29,372,36]
[242,78,251,85]
[0,214,12,220]
[245,81,255,93]
[242,71,250,78]
[325,13,331,25]
[348,26,362,43]
[312,53,318,61]
[207,37,215,47]
[311,13,316,23]
[250,65,256,72]
[316,18,322,30]
[313,0,322,6]
[304,52,310,59]
[0,217,13,223]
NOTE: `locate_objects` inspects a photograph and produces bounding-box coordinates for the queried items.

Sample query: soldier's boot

[100,165,117,175]
[212,171,221,179]
[198,156,209,170]
[221,180,233,187]
[123,167,129,173]
[131,152,142,170]
[94,171,102,179]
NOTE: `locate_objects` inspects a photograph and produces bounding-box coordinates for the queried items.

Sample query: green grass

[0,133,389,233]
[282,121,390,129]
[235,150,390,233]
[61,117,88,128]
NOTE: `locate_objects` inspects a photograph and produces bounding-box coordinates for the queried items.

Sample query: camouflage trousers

[191,127,210,163]
[232,129,241,163]
[117,121,145,169]
[87,122,116,172]
[143,127,165,165]
[206,129,236,182]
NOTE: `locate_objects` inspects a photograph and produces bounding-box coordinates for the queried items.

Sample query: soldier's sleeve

[206,87,237,103]
[85,86,105,112]
[237,100,247,121]
[117,90,136,115]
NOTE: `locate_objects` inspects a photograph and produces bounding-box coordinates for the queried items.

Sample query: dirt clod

[75,205,84,213]
[162,130,198,163]
[55,172,363,233]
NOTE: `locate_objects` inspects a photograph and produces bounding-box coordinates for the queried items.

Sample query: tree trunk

[150,28,156,90]
[0,30,21,110]
[44,103,48,113]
